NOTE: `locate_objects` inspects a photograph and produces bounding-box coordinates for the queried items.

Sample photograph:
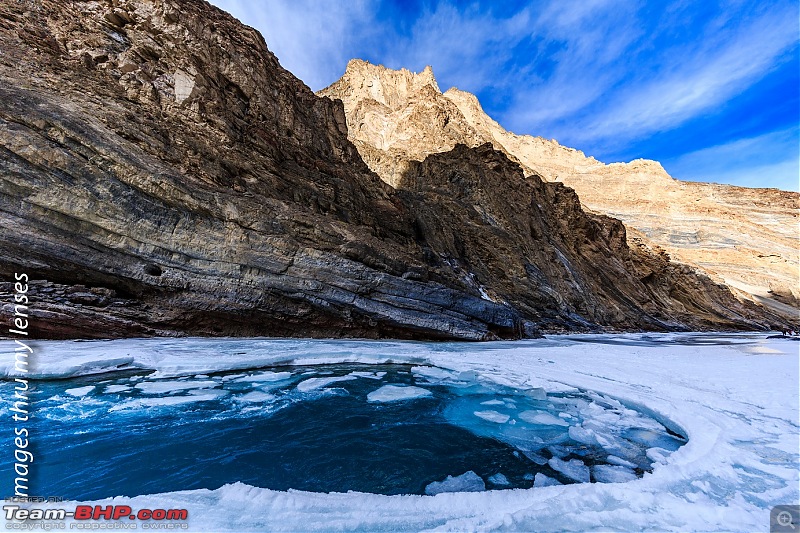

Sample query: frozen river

[1,333,797,531]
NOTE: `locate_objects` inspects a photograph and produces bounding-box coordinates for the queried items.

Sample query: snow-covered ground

[2,333,798,531]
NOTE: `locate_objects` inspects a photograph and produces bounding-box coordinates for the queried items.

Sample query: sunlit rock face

[0,1,789,340]
[320,60,799,324]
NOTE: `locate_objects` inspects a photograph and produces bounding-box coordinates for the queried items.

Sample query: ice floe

[64,386,95,397]
[592,464,638,483]
[348,371,387,380]
[488,473,510,486]
[103,385,131,394]
[366,385,432,403]
[473,410,511,423]
[236,391,276,403]
[425,471,486,495]
[134,380,218,394]
[548,457,590,483]
[109,393,222,411]
[534,472,562,487]
[295,376,357,392]
[518,410,569,427]
[233,371,293,383]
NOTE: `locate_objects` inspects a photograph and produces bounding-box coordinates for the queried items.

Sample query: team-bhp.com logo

[4,504,188,529]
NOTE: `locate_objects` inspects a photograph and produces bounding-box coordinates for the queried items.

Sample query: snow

[4,333,798,532]
[474,410,511,423]
[366,385,432,403]
[425,471,486,495]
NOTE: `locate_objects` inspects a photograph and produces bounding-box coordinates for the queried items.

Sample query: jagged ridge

[320,59,799,323]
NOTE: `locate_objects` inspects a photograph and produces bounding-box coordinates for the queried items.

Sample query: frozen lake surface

[1,332,797,531]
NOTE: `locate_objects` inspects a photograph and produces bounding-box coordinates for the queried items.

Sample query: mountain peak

[419,64,437,87]
[320,61,800,320]
[326,60,440,111]
[343,59,438,87]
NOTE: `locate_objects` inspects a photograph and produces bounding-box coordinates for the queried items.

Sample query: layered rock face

[0,0,787,340]
[320,60,799,322]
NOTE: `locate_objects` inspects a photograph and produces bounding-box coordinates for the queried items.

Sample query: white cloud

[499,0,642,128]
[663,127,800,191]
[209,0,379,90]
[207,0,798,190]
[380,3,535,94]
[577,4,799,144]
[498,1,799,152]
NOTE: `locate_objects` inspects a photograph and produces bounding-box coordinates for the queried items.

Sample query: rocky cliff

[320,59,799,323]
[0,0,787,340]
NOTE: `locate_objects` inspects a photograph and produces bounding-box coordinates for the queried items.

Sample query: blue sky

[209,0,799,191]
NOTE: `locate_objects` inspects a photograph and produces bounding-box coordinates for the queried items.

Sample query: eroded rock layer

[0,0,788,339]
[320,59,799,322]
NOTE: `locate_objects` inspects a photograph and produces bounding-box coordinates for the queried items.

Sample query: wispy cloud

[573,3,799,146]
[210,0,379,90]
[208,0,799,190]
[663,127,800,191]
[381,3,535,94]
[499,2,799,148]
[499,0,643,127]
